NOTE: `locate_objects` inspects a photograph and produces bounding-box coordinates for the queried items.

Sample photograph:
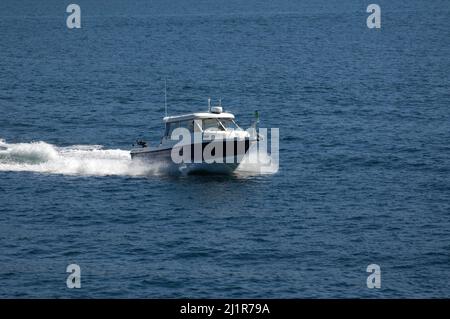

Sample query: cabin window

[203,119,223,131]
[166,121,179,137]
[202,118,238,131]
[179,120,194,132]
[165,120,194,138]
[218,119,239,130]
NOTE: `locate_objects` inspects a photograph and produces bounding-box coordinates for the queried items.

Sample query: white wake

[235,143,279,175]
[0,139,161,177]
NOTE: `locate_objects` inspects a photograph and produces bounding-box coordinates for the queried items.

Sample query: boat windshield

[219,119,241,130]
[203,118,241,131]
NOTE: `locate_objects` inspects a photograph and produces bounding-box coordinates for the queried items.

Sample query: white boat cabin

[162,107,248,141]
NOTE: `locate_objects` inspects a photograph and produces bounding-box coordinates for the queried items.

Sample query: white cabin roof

[163,112,235,123]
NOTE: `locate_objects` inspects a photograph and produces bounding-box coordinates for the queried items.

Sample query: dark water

[1,0,450,297]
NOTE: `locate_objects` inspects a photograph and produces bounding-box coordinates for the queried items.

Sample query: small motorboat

[130,100,258,174]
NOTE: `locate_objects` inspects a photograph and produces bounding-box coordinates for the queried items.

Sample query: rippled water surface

[1,0,450,297]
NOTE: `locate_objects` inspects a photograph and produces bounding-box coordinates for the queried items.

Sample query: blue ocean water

[1,0,450,298]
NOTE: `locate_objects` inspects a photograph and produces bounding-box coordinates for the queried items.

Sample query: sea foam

[0,139,160,177]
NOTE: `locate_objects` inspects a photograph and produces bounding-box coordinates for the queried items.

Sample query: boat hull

[130,139,252,175]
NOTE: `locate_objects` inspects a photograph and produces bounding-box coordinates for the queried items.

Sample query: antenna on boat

[219,98,222,107]
[164,78,167,117]
[208,97,211,112]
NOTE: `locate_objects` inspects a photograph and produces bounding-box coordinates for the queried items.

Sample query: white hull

[130,139,252,175]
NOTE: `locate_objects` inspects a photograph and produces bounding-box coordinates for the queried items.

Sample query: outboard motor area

[134,139,147,148]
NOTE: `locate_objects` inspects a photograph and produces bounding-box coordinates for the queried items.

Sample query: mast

[164,78,167,117]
